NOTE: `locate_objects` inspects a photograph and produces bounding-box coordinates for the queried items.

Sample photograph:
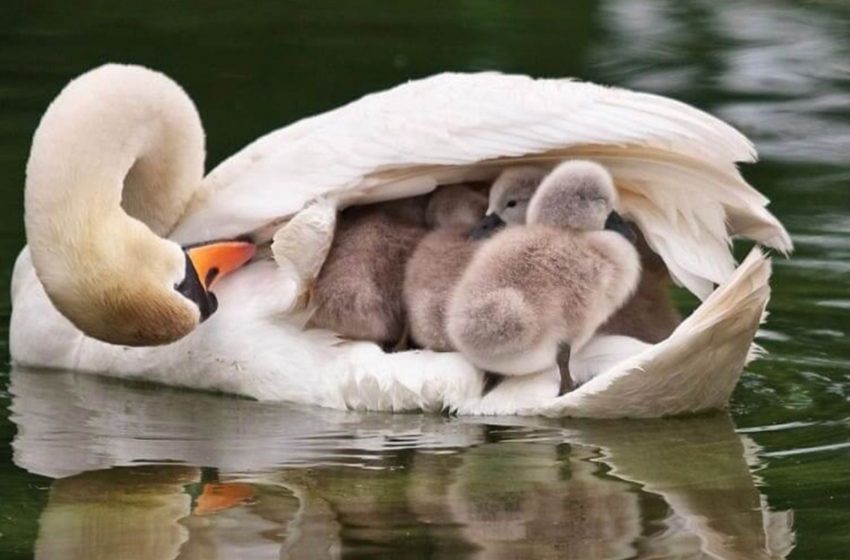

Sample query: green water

[1,1,849,558]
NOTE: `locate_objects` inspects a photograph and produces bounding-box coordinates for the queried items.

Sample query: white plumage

[10,65,789,417]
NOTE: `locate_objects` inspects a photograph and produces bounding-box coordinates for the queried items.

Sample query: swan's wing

[170,72,790,299]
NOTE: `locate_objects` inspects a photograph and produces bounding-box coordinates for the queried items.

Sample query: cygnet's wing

[535,248,771,418]
[169,73,790,299]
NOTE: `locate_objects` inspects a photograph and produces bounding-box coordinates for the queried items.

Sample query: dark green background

[1,1,849,558]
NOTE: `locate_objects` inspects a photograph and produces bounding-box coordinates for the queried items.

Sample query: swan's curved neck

[23,64,206,344]
[25,65,205,242]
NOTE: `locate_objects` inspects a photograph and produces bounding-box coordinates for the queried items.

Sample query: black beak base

[604,211,637,244]
[470,213,507,240]
[175,253,219,322]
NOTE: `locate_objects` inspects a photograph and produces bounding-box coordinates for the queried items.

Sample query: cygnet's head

[426,185,488,230]
[527,160,618,231]
[469,166,549,239]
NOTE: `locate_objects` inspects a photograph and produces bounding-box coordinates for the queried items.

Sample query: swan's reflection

[33,466,198,560]
[439,443,640,559]
[9,368,793,559]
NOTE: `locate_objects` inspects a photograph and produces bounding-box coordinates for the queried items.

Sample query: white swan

[10,64,791,417]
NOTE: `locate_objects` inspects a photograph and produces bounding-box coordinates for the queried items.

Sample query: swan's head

[24,63,256,346]
[527,160,619,231]
[34,224,255,346]
[426,185,488,230]
[470,166,548,239]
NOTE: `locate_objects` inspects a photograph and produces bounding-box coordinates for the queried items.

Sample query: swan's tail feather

[538,248,771,418]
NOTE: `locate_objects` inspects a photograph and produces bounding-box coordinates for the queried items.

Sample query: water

[1,1,848,558]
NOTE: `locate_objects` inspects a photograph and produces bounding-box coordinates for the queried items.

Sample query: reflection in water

[444,444,639,559]
[35,466,197,560]
[10,368,793,559]
[561,419,795,559]
[593,0,850,165]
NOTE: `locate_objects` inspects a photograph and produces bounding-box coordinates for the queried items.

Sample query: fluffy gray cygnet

[403,185,489,350]
[478,165,681,344]
[308,198,429,346]
[470,165,549,239]
[446,160,642,376]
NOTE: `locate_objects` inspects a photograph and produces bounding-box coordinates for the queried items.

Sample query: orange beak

[186,240,256,290]
[194,482,255,515]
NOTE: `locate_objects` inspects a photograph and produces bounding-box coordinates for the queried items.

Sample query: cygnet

[403,185,488,350]
[447,160,641,376]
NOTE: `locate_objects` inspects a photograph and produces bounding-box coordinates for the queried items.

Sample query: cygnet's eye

[506,200,518,208]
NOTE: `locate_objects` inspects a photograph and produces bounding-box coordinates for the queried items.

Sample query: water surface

[1,1,849,558]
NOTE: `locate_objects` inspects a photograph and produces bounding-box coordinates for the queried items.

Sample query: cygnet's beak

[470,212,506,240]
[604,211,637,244]
[177,240,256,322]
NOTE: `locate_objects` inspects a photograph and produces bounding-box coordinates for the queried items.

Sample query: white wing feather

[170,72,790,299]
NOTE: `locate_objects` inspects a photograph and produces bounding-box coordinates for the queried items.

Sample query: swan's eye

[506,200,517,208]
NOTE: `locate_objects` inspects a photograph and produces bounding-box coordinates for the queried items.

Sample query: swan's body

[10,64,790,418]
[403,185,488,350]
[447,162,641,375]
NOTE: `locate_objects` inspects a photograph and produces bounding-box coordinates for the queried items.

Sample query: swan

[10,63,791,418]
[447,161,641,375]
